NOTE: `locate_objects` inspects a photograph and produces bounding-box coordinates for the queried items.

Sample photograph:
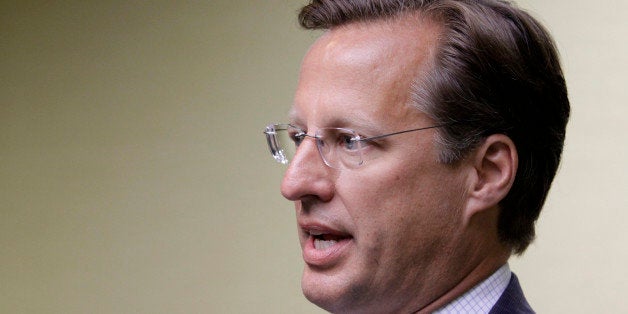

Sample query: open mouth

[300,224,353,266]
[306,228,352,249]
[310,231,345,250]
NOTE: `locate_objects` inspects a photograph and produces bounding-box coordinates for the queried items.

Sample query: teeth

[314,239,337,250]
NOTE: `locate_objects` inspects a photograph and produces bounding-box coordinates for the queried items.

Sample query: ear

[463,134,518,224]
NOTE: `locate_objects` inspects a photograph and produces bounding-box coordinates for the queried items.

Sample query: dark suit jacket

[489,273,535,314]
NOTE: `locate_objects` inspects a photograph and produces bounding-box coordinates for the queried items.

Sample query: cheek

[334,170,401,224]
[341,161,466,242]
[336,168,424,242]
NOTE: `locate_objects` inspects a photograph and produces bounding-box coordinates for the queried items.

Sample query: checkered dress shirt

[433,264,511,314]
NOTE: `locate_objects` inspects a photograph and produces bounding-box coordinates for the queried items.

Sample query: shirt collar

[433,263,511,314]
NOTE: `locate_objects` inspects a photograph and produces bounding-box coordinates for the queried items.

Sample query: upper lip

[298,219,352,238]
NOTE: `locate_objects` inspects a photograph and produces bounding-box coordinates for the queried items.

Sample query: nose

[280,136,334,202]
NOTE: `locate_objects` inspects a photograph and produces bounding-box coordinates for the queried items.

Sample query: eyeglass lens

[264,124,363,169]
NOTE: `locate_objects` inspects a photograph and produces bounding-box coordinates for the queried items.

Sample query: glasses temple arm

[359,124,450,142]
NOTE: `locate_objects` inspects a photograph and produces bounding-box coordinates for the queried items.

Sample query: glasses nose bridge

[294,132,327,166]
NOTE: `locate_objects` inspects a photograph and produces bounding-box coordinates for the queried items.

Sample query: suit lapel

[489,273,535,314]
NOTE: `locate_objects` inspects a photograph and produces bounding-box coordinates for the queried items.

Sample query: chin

[301,268,352,313]
[301,268,383,314]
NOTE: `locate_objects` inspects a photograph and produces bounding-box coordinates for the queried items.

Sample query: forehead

[291,15,441,129]
[310,15,438,70]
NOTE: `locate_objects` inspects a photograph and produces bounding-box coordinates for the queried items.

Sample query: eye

[338,132,359,151]
[288,130,306,147]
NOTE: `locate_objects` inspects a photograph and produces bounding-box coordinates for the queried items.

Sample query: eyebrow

[328,116,380,133]
[288,113,383,137]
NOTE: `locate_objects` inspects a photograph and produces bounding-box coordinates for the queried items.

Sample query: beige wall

[1,1,626,313]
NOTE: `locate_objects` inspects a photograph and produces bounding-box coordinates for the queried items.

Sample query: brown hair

[299,0,570,254]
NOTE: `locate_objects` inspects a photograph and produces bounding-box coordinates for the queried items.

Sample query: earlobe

[463,134,518,223]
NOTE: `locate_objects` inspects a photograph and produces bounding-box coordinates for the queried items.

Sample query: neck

[416,206,512,314]
[416,249,510,314]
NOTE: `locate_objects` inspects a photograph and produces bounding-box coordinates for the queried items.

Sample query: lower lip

[302,236,352,268]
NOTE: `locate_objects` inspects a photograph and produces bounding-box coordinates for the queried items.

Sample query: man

[263,0,569,312]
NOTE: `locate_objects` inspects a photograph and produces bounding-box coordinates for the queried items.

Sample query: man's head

[299,0,570,257]
[273,0,568,312]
